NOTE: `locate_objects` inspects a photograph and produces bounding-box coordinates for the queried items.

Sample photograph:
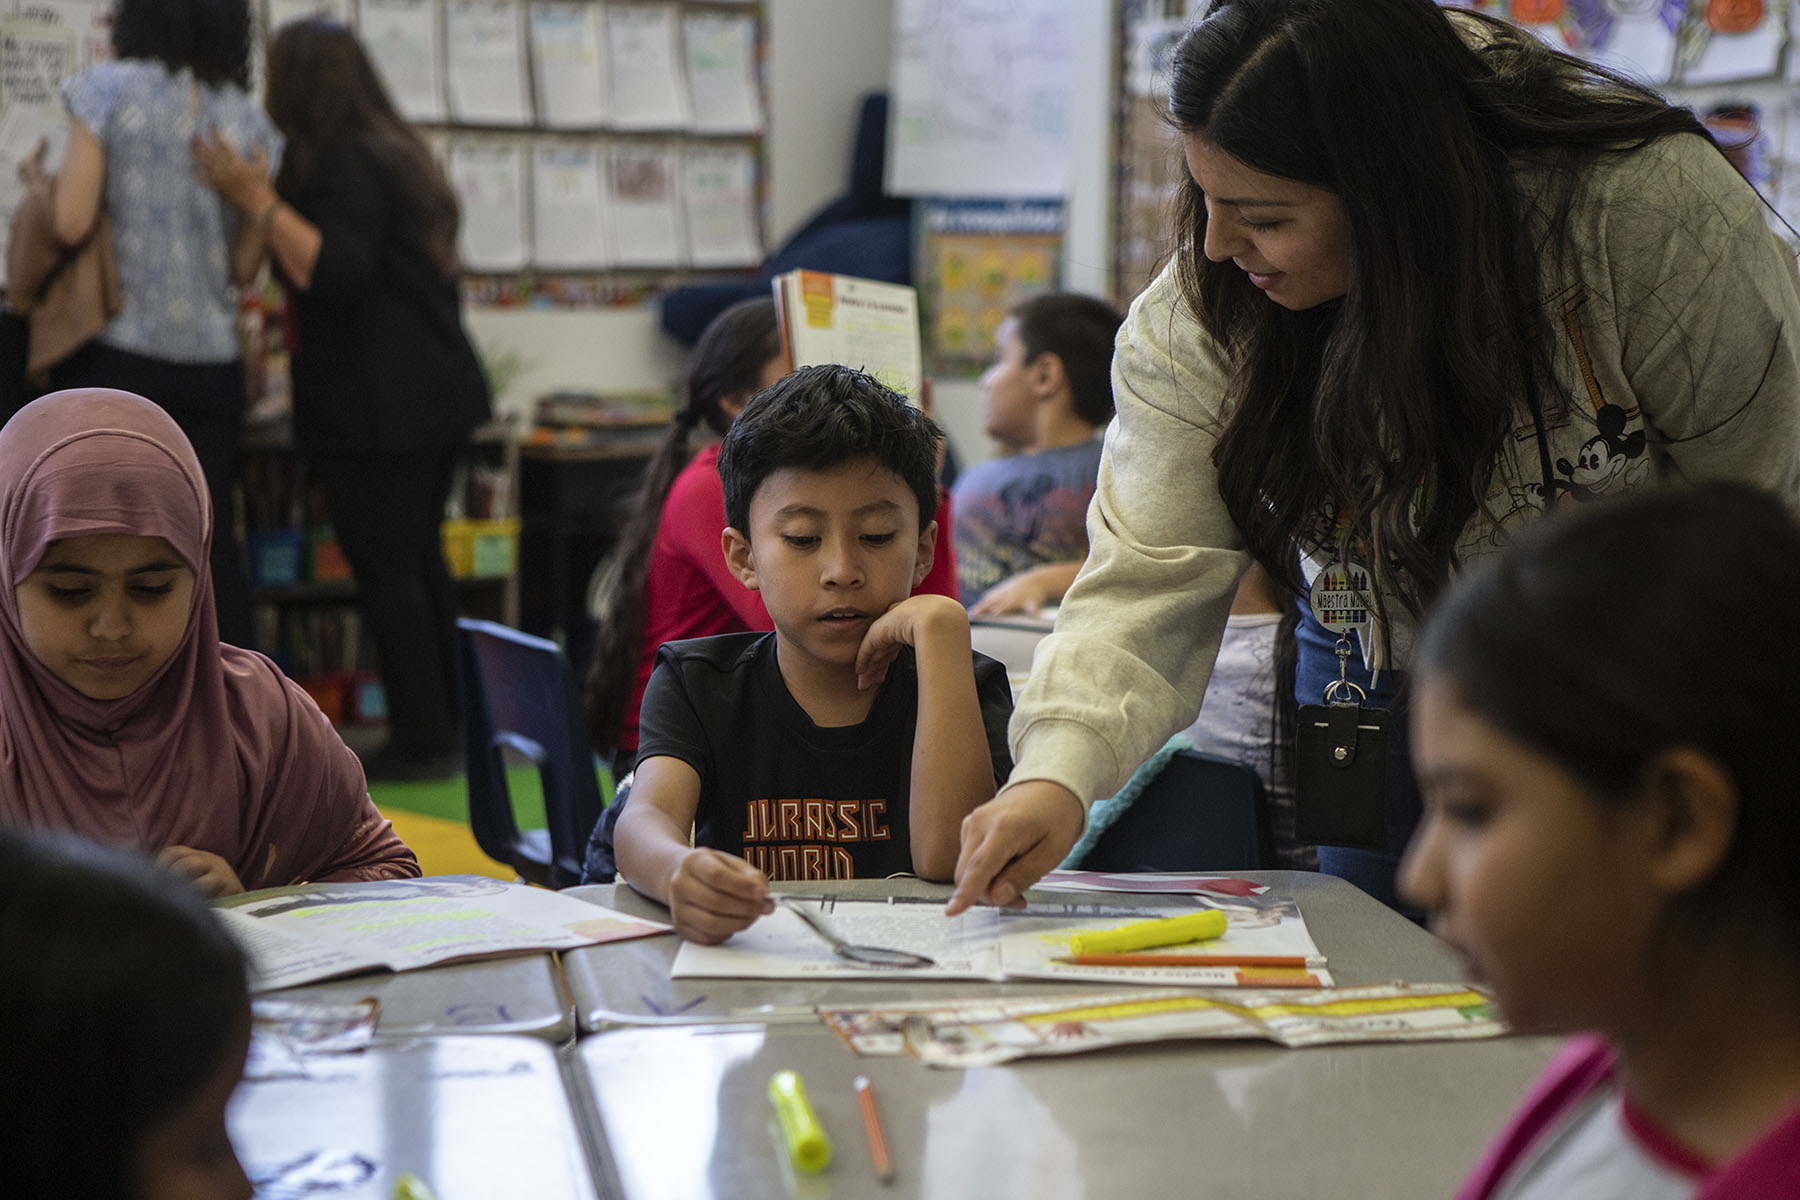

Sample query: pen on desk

[1053,952,1323,968]
[853,1074,894,1184]
[1065,909,1228,955]
[768,1069,832,1172]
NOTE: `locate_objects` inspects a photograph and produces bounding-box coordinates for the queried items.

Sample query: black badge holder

[1294,634,1391,851]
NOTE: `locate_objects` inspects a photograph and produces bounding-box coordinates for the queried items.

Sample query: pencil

[1053,953,1323,968]
[853,1074,894,1184]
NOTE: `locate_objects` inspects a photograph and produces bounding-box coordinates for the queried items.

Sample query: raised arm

[854,593,996,880]
[194,129,323,290]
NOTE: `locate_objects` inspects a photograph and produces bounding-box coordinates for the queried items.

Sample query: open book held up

[772,269,922,402]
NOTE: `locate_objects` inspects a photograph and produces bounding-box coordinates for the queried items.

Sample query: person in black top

[614,365,1013,943]
[196,19,490,781]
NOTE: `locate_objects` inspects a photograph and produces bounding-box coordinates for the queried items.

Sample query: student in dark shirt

[613,365,1013,943]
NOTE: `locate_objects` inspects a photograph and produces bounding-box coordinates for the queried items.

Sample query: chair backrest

[1076,748,1274,873]
[456,618,607,888]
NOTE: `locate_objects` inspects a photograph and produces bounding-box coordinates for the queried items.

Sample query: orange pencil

[853,1075,894,1184]
[1053,953,1323,968]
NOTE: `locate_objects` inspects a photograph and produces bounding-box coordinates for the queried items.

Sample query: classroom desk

[561,871,1469,1031]
[230,1034,600,1200]
[268,953,577,1043]
[563,874,1563,1199]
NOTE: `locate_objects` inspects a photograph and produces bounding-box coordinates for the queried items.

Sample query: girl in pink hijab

[0,388,418,895]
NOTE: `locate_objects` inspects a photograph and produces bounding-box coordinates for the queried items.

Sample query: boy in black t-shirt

[614,365,1015,943]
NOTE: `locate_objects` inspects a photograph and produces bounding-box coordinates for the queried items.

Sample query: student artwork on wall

[0,14,82,267]
[681,145,762,267]
[268,0,355,31]
[450,140,530,271]
[603,143,684,267]
[445,0,533,126]
[528,1,608,129]
[531,140,610,269]
[604,3,690,131]
[682,9,761,134]
[358,0,447,122]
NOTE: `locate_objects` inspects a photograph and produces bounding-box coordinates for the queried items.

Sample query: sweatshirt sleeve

[1006,263,1251,810]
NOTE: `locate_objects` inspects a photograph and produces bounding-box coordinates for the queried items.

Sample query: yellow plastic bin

[442,517,520,579]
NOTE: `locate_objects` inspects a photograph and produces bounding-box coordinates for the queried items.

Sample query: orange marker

[853,1075,894,1184]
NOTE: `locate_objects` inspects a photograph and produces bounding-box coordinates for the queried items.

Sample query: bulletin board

[0,0,771,305]
[1112,0,1800,311]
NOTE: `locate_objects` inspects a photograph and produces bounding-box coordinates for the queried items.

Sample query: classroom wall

[466,0,1115,478]
[466,0,899,424]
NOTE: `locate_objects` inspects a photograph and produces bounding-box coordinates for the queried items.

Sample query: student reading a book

[0,389,419,896]
[950,0,1800,918]
[612,366,1013,943]
[1399,483,1800,1198]
[953,292,1123,616]
[1,828,254,1199]
[583,298,960,776]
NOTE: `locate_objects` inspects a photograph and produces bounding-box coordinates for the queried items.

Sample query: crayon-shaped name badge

[1067,909,1227,956]
[768,1069,832,1172]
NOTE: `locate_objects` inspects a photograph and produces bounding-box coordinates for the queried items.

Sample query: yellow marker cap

[393,1173,440,1200]
[1068,909,1228,955]
[768,1069,832,1173]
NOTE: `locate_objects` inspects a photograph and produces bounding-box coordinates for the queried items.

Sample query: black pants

[309,448,462,759]
[46,342,253,647]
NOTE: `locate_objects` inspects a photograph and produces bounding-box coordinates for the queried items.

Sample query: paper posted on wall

[215,875,669,992]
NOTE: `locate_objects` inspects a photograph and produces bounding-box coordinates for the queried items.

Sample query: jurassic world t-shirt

[636,632,1015,880]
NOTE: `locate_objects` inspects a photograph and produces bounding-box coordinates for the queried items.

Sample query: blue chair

[456,618,608,888]
[1074,748,1274,873]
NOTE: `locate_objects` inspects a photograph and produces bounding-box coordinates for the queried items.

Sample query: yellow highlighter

[768,1069,832,1173]
[1068,909,1228,956]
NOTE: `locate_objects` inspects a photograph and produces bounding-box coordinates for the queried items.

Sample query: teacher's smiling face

[1185,136,1354,311]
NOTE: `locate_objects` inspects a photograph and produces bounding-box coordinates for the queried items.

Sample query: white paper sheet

[605,3,690,131]
[531,140,610,268]
[887,0,1074,197]
[672,896,1330,988]
[680,145,760,267]
[0,19,79,281]
[450,140,531,271]
[358,0,445,123]
[267,0,356,33]
[528,1,608,129]
[603,142,684,266]
[446,0,534,126]
[682,11,761,134]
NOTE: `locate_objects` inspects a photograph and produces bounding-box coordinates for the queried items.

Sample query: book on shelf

[771,269,921,403]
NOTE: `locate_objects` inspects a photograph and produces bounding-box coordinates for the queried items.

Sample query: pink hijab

[0,389,417,886]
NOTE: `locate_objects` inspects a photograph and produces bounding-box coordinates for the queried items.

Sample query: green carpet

[369,762,614,831]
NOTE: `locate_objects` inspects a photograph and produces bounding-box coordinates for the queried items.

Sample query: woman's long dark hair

[264,19,461,276]
[112,0,253,89]
[1171,0,1708,619]
[583,298,782,753]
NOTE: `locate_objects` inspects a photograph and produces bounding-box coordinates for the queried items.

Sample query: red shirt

[619,445,958,752]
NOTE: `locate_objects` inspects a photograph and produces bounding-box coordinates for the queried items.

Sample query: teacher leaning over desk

[949,0,1800,915]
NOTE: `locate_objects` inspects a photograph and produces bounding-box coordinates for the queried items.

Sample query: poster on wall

[919,198,1063,373]
[887,0,1074,197]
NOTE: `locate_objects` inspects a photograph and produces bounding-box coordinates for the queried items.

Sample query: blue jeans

[1294,599,1423,917]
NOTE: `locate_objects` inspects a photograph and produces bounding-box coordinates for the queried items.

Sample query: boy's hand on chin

[668,848,774,944]
[856,594,970,689]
